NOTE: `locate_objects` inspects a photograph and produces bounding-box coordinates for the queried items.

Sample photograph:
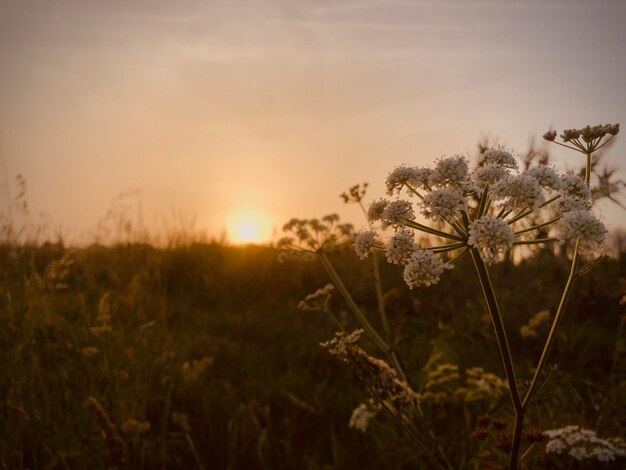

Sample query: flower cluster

[403,250,453,288]
[420,364,508,404]
[278,214,353,260]
[348,140,612,287]
[544,425,626,462]
[348,399,381,433]
[321,330,420,415]
[298,284,334,311]
[467,216,514,265]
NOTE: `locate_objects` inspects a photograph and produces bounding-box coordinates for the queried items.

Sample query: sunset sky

[1,0,624,244]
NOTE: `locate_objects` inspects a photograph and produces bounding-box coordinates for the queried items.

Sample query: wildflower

[367,198,389,223]
[298,284,334,311]
[386,166,431,195]
[556,210,607,255]
[322,330,419,415]
[543,130,557,141]
[421,187,466,221]
[544,425,626,462]
[381,200,415,228]
[353,230,378,260]
[467,216,514,264]
[385,229,416,265]
[526,165,562,191]
[492,174,545,211]
[479,147,518,170]
[561,128,580,142]
[430,155,469,187]
[403,250,453,288]
[555,196,590,214]
[560,173,591,202]
[472,164,510,189]
[349,400,380,433]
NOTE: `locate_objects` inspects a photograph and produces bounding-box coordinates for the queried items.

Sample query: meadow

[0,235,623,469]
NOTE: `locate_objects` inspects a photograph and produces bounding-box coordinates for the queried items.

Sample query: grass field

[0,239,623,469]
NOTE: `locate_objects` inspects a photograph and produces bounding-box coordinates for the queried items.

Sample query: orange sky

[1,0,625,244]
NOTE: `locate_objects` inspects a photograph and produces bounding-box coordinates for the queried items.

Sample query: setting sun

[226,211,272,244]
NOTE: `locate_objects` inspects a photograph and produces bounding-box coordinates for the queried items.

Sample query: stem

[402,219,466,242]
[371,251,391,339]
[512,237,558,246]
[522,241,580,409]
[514,217,560,236]
[319,252,389,355]
[470,248,524,469]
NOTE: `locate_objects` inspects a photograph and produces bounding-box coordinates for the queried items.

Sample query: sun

[226,211,271,244]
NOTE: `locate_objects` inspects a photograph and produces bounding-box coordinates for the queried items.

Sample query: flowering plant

[280,124,622,469]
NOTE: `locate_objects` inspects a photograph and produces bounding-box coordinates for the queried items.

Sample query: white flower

[386,165,432,195]
[479,147,518,170]
[381,200,415,228]
[349,401,379,433]
[367,199,389,223]
[492,174,545,211]
[556,195,590,214]
[526,165,562,190]
[354,230,378,260]
[467,216,514,264]
[546,439,567,454]
[430,155,469,187]
[421,187,466,221]
[569,446,588,460]
[385,229,416,265]
[403,250,453,288]
[298,284,334,311]
[472,164,511,189]
[560,173,591,201]
[556,210,607,255]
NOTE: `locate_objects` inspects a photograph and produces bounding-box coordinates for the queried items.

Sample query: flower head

[467,216,514,264]
[556,210,607,255]
[354,230,378,260]
[403,250,453,288]
[472,164,511,189]
[560,173,591,202]
[386,165,431,195]
[430,155,469,187]
[492,174,545,211]
[479,147,518,170]
[367,198,389,223]
[526,165,562,191]
[385,229,416,265]
[381,200,415,228]
[421,187,466,221]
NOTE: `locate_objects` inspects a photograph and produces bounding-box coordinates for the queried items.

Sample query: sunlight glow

[226,211,272,244]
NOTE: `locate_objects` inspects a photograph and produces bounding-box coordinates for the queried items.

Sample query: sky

[1,0,625,244]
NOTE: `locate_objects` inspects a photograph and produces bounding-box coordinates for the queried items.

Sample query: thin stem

[552,141,582,152]
[371,251,391,339]
[522,242,580,409]
[470,248,525,469]
[319,253,389,355]
[425,242,467,253]
[512,237,558,246]
[514,217,560,236]
[470,249,522,411]
[402,218,466,242]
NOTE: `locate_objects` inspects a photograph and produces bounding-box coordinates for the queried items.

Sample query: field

[0,239,624,469]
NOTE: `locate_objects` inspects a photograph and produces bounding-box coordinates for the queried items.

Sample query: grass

[0,241,624,468]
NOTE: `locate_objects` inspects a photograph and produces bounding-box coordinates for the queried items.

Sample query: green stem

[402,219,466,242]
[512,238,558,246]
[522,241,580,409]
[470,248,523,469]
[514,217,560,236]
[319,253,389,355]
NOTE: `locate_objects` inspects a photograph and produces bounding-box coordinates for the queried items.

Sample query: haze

[1,0,625,244]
